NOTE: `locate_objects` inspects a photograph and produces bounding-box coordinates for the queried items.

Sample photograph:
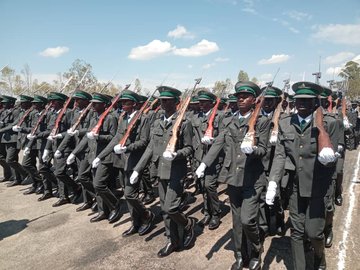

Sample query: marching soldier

[130,86,195,257]
[0,95,29,187]
[266,82,338,270]
[193,90,224,230]
[0,95,13,182]
[226,94,239,116]
[52,90,93,206]
[67,93,117,222]
[196,81,270,270]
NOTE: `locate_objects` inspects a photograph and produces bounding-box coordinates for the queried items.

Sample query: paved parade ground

[1,149,359,270]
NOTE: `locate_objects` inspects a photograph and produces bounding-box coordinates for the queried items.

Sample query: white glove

[266,181,277,205]
[47,135,54,141]
[201,136,214,145]
[318,147,336,165]
[240,141,256,154]
[130,171,139,184]
[42,149,51,163]
[162,151,177,161]
[67,129,79,137]
[27,134,36,140]
[92,157,100,168]
[195,162,207,178]
[343,117,351,129]
[66,153,76,165]
[269,130,278,145]
[114,145,127,154]
[23,147,30,156]
[87,131,98,140]
[54,150,62,159]
[337,145,344,153]
[12,125,21,132]
[54,133,63,139]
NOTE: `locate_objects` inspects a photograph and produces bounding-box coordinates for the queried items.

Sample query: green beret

[19,95,34,102]
[91,92,112,104]
[292,81,323,98]
[197,90,217,102]
[190,96,199,104]
[351,100,358,105]
[228,94,237,103]
[48,92,68,102]
[234,81,261,97]
[320,86,332,99]
[119,90,140,103]
[157,86,182,100]
[262,86,282,98]
[288,95,294,102]
[149,95,158,102]
[138,95,148,103]
[220,97,228,104]
[1,95,17,103]
[73,90,92,101]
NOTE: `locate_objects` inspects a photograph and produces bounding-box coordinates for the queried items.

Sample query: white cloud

[128,40,174,60]
[187,64,193,69]
[324,52,355,65]
[312,24,360,45]
[173,39,219,57]
[202,63,216,69]
[168,25,194,39]
[258,54,290,65]
[242,7,257,14]
[351,54,360,64]
[326,66,343,76]
[284,10,312,21]
[215,57,229,62]
[39,46,69,58]
[273,18,299,34]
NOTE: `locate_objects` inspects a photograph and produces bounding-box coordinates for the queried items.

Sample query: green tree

[237,70,249,82]
[63,59,97,93]
[339,61,360,99]
[0,66,16,94]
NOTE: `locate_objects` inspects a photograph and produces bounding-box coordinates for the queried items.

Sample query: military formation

[0,78,360,270]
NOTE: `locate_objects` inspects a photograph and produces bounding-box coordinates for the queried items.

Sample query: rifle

[91,84,131,135]
[29,76,74,136]
[143,98,159,114]
[68,74,117,133]
[117,88,158,147]
[164,78,201,155]
[16,106,34,127]
[269,78,289,143]
[49,69,90,137]
[311,61,334,153]
[241,69,280,148]
[204,86,227,138]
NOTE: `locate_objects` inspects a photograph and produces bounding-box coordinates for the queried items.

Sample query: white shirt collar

[163,113,175,123]
[127,110,137,123]
[297,114,312,124]
[239,111,251,119]
[205,109,212,116]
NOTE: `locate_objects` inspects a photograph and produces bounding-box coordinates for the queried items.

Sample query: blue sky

[1,0,360,91]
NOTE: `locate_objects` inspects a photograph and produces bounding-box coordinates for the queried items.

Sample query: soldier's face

[320,99,329,109]
[199,100,214,113]
[74,98,89,110]
[33,103,44,111]
[50,100,63,111]
[92,102,106,113]
[3,103,14,109]
[161,98,177,112]
[121,100,136,113]
[237,93,256,112]
[295,98,316,117]
[352,104,358,109]
[229,102,238,112]
[20,101,32,110]
[262,98,277,113]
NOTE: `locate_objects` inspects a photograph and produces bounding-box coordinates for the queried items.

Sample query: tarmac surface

[0,148,360,270]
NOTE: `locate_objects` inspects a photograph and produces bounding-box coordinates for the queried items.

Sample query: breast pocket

[280,133,295,153]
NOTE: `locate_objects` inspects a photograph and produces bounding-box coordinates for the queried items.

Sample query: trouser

[202,165,221,218]
[93,163,119,215]
[289,183,327,270]
[124,169,148,228]
[38,157,57,195]
[158,178,189,246]
[0,143,13,180]
[227,185,263,256]
[335,151,345,197]
[140,166,154,196]
[77,158,95,204]
[5,143,28,182]
[22,149,42,189]
[54,154,79,199]
[345,128,356,150]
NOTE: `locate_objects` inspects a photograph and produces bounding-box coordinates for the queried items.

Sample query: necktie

[300,119,306,131]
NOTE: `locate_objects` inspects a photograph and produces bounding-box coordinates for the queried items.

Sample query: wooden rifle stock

[30,103,52,136]
[144,98,159,114]
[165,78,201,154]
[17,107,34,127]
[91,84,131,135]
[118,88,158,146]
[204,97,221,137]
[49,97,72,136]
[314,106,334,152]
[69,103,92,132]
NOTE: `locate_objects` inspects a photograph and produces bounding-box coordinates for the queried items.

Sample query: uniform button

[299,156,302,160]
[237,155,241,158]
[300,145,303,148]
[298,168,302,171]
